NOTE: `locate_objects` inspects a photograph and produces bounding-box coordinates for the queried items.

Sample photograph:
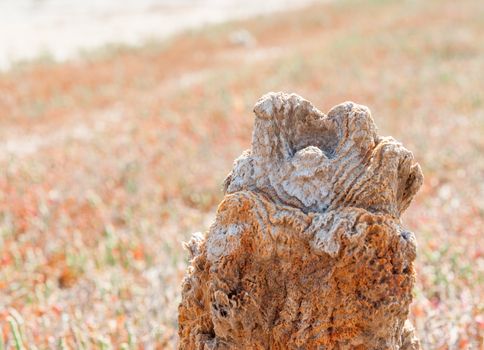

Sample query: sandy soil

[0,0,317,69]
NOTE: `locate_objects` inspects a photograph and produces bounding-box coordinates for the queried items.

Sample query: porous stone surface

[178,92,423,349]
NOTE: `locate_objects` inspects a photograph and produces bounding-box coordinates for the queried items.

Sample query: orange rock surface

[178,92,423,349]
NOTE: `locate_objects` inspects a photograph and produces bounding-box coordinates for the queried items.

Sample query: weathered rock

[178,92,423,349]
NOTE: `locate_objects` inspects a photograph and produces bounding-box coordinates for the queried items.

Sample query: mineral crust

[178,92,423,350]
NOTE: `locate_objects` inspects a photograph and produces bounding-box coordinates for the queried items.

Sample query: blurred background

[0,0,482,349]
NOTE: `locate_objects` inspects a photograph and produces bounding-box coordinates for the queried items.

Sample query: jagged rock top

[224,92,423,218]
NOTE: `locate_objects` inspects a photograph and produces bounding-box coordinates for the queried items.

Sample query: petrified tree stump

[178,92,423,349]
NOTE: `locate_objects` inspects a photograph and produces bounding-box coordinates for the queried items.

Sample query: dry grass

[0,0,483,348]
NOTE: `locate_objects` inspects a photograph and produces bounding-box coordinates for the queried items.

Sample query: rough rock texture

[178,92,423,349]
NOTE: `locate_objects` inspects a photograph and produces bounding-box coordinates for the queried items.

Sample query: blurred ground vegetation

[0,0,482,348]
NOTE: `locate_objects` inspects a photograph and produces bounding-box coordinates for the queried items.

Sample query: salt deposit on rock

[178,92,423,349]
